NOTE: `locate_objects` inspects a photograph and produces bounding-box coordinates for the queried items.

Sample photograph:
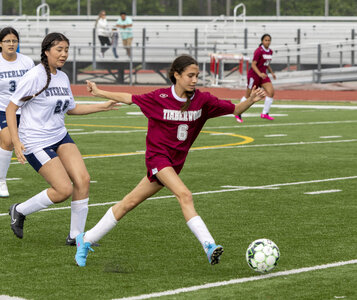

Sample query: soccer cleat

[205,242,224,265]
[261,113,274,120]
[235,115,243,123]
[66,234,100,247]
[0,181,9,197]
[9,203,26,239]
[75,232,94,267]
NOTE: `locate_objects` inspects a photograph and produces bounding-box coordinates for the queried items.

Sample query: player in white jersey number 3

[6,33,118,245]
[0,27,35,197]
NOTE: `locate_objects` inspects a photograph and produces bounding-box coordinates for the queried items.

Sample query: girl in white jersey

[6,33,118,244]
[0,27,35,197]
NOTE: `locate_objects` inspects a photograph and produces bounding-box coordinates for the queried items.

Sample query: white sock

[187,215,215,253]
[240,96,247,103]
[84,207,118,244]
[263,96,273,114]
[16,189,54,216]
[69,198,89,239]
[0,147,12,181]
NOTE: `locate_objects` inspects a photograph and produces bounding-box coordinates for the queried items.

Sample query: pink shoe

[235,115,243,123]
[261,113,274,120]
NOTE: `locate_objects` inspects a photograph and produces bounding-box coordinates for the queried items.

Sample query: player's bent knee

[177,190,193,206]
[55,184,73,202]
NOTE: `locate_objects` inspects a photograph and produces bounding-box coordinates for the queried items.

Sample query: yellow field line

[10,124,253,160]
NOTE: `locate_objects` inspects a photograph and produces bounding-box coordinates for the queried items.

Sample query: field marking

[264,134,287,137]
[70,130,147,135]
[222,113,288,118]
[304,189,342,195]
[204,120,357,129]
[320,136,342,139]
[113,259,357,300]
[1,175,356,217]
[8,138,357,163]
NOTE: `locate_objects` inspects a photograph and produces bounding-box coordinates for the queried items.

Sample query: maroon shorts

[247,72,271,89]
[146,154,184,185]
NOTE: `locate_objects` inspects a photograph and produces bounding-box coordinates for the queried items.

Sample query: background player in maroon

[74,55,266,267]
[235,34,276,123]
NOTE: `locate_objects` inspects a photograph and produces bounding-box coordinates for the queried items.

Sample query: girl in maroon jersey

[74,55,266,267]
[235,34,276,123]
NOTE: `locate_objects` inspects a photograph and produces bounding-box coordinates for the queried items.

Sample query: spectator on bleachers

[116,12,133,58]
[111,27,119,59]
[95,10,111,58]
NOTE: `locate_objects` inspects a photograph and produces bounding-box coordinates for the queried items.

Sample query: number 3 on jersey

[177,124,188,141]
[54,99,70,114]
[9,80,16,92]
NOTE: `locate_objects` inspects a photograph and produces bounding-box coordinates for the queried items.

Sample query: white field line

[75,102,357,110]
[304,189,342,195]
[204,120,357,129]
[113,259,357,300]
[8,138,357,165]
[70,130,147,135]
[264,134,287,137]
[0,175,356,217]
[320,136,342,139]
[222,113,288,118]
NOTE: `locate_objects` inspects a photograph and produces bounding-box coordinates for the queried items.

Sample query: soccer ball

[246,238,280,273]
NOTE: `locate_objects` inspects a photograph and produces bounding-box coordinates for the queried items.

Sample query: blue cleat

[205,242,224,265]
[75,233,94,267]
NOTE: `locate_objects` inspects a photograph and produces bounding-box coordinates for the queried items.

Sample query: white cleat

[0,181,9,197]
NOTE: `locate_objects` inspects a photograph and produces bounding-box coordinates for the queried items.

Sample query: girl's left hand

[272,73,277,80]
[102,100,121,111]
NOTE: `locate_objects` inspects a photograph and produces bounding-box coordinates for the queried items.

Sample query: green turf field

[0,98,356,300]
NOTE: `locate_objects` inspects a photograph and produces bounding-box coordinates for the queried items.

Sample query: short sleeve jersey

[10,64,76,154]
[250,45,273,75]
[0,53,35,113]
[116,16,133,40]
[132,86,235,167]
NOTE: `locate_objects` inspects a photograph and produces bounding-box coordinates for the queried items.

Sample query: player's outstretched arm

[86,80,133,104]
[67,100,120,115]
[233,86,266,116]
[6,102,26,164]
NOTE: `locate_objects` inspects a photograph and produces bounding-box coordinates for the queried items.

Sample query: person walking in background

[116,12,133,58]
[95,10,111,58]
[111,27,119,59]
[235,34,276,123]
[0,27,35,197]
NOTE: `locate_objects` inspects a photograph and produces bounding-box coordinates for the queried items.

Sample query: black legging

[98,35,111,55]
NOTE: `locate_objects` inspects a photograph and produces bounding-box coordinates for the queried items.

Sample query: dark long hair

[168,54,198,112]
[0,27,20,52]
[259,33,271,47]
[20,32,69,102]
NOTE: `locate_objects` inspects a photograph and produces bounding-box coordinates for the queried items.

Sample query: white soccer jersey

[10,64,76,155]
[0,52,35,113]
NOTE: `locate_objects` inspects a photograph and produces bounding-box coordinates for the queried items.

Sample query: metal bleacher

[1,13,357,85]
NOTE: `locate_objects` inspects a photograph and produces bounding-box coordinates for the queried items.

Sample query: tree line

[2,0,357,16]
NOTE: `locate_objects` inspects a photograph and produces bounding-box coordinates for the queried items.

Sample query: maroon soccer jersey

[248,45,273,76]
[132,86,235,170]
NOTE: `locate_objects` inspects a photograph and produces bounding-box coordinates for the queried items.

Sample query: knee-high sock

[0,147,12,181]
[70,198,89,239]
[263,96,273,114]
[84,207,117,244]
[16,189,54,216]
[187,216,215,253]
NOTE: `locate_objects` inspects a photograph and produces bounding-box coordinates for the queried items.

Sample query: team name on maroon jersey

[163,109,202,121]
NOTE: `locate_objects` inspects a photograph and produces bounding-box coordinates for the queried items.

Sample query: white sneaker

[0,181,9,197]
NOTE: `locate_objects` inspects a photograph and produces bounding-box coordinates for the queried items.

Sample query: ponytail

[20,32,69,102]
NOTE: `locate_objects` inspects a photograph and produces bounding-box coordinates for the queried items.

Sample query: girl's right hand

[14,142,26,164]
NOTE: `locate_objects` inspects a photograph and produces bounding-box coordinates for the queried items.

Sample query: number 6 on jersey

[177,124,188,141]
